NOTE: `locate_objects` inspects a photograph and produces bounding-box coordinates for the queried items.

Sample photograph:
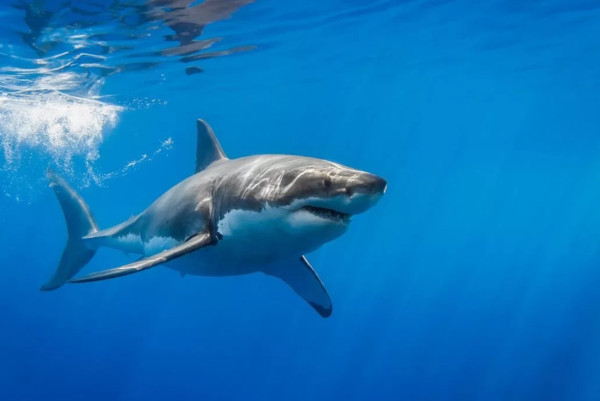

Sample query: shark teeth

[302,205,351,223]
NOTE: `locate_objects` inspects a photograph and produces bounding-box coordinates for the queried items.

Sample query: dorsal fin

[195,119,227,173]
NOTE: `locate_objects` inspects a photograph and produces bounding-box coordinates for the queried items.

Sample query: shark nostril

[345,187,354,196]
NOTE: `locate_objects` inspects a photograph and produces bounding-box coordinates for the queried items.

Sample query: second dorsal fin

[195,119,227,173]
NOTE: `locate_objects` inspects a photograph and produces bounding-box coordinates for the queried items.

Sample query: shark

[42,119,387,317]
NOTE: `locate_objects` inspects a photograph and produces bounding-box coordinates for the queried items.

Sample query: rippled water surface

[2,1,600,400]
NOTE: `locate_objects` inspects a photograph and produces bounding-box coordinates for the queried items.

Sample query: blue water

[2,1,600,400]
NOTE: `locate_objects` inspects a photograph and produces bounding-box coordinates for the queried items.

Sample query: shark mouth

[302,205,351,223]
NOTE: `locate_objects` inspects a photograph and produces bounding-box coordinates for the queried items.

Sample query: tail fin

[41,170,99,291]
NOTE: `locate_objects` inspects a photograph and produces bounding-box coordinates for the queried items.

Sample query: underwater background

[2,0,600,400]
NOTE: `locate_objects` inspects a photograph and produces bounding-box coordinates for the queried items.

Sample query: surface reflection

[7,0,256,82]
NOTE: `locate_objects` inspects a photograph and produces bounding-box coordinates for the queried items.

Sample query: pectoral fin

[265,256,332,318]
[68,233,214,284]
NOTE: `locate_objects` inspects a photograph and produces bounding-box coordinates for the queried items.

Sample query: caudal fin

[41,170,99,291]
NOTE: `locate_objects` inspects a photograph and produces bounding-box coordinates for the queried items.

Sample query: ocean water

[1,1,600,400]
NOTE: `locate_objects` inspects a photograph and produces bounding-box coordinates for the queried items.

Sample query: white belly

[128,206,345,277]
[166,220,301,276]
[165,206,332,276]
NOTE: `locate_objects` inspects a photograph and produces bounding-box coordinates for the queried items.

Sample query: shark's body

[43,120,386,317]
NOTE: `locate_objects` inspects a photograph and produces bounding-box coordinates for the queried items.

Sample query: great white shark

[42,119,387,317]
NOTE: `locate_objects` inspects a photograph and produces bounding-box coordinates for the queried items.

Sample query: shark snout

[345,174,387,197]
[316,173,386,216]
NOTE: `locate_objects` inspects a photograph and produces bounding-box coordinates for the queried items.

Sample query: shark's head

[277,157,387,224]
[214,155,386,258]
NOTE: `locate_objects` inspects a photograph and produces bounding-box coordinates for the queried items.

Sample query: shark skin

[43,119,387,317]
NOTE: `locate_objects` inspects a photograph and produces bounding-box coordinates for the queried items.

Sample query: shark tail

[41,170,99,291]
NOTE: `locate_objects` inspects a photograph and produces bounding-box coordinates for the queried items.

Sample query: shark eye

[323,178,332,188]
